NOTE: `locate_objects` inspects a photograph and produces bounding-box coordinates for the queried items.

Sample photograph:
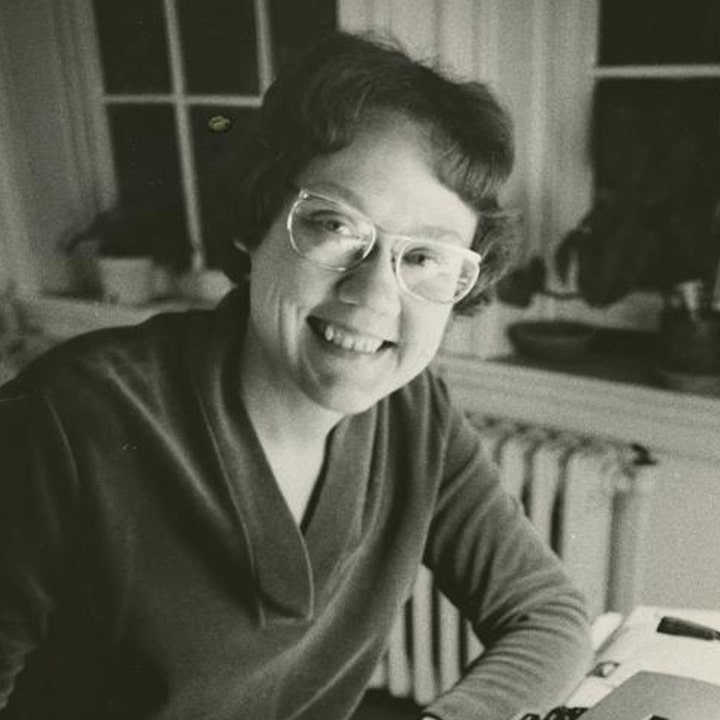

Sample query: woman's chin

[298,379,383,417]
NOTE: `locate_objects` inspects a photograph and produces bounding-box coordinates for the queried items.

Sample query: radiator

[369,413,657,705]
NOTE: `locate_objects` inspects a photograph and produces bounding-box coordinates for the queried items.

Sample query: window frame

[87,0,276,271]
[585,3,720,302]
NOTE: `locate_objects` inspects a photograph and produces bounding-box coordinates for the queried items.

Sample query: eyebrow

[304,182,468,244]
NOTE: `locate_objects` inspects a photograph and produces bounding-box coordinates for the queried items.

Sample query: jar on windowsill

[656,307,720,396]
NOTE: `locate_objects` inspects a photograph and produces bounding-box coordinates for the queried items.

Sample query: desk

[566,606,720,708]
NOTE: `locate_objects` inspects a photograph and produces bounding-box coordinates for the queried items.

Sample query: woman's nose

[336,244,402,316]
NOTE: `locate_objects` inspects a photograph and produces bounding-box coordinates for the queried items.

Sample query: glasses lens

[397,241,480,303]
[288,194,374,270]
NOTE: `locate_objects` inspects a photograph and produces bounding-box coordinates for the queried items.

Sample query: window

[598,0,720,67]
[90,0,336,272]
[579,0,720,303]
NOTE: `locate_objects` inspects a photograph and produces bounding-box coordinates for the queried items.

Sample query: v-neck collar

[187,291,380,626]
[303,409,377,592]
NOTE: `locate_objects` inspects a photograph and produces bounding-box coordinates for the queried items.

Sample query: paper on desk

[566,605,720,708]
[579,671,720,720]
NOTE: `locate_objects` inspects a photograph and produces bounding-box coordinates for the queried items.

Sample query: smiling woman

[242,114,481,418]
[0,31,591,720]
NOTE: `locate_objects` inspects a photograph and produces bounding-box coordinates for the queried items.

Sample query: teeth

[319,322,383,354]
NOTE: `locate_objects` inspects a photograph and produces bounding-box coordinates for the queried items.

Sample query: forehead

[296,115,478,244]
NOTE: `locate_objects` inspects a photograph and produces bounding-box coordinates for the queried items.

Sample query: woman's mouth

[308,318,393,354]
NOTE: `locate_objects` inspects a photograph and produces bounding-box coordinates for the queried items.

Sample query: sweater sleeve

[0,383,77,710]
[422,397,593,720]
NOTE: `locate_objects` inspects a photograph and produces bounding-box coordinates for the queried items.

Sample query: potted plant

[554,81,720,309]
[495,83,720,377]
[67,193,193,305]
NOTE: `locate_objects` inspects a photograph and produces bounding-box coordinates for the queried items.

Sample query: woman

[0,33,591,720]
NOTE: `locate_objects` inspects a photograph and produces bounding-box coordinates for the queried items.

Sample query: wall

[642,454,720,610]
[441,355,720,611]
[0,0,104,295]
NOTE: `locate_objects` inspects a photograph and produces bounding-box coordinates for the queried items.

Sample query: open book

[566,605,720,709]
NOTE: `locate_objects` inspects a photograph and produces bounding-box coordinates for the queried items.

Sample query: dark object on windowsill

[496,256,548,308]
[498,83,720,313]
[64,193,193,272]
[507,320,596,363]
[655,307,720,395]
[555,81,720,309]
[658,308,720,373]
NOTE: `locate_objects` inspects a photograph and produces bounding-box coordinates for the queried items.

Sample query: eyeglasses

[286,189,482,304]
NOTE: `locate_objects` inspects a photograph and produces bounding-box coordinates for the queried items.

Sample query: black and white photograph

[1,2,719,719]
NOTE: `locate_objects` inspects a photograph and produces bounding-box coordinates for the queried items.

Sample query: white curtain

[338,0,599,356]
[0,0,108,295]
[338,0,598,259]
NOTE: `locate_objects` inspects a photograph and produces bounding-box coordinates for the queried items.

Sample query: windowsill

[495,325,720,402]
[438,348,720,463]
[14,292,214,340]
[496,327,664,390]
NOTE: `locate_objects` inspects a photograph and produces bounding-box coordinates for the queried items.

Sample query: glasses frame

[286,188,482,304]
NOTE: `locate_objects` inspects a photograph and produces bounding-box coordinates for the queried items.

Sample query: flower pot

[177,269,233,304]
[658,309,720,375]
[97,256,155,305]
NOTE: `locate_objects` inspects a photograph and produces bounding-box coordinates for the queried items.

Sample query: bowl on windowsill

[507,320,596,363]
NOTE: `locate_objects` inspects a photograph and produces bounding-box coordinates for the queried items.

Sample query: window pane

[92,0,171,93]
[268,0,337,70]
[592,80,720,291]
[107,105,193,270]
[190,106,260,267]
[177,0,259,95]
[599,0,720,65]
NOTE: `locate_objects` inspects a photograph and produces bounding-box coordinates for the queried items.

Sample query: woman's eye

[403,247,443,268]
[311,212,356,237]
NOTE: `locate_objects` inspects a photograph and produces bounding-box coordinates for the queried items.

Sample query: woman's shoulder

[10,305,212,399]
[385,366,487,459]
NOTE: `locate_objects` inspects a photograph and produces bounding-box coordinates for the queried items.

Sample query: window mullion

[593,64,720,79]
[163,0,205,270]
[254,0,274,91]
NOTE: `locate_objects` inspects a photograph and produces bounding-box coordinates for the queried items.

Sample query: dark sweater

[0,292,591,719]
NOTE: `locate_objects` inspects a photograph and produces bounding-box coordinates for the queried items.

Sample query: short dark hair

[216,31,516,315]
